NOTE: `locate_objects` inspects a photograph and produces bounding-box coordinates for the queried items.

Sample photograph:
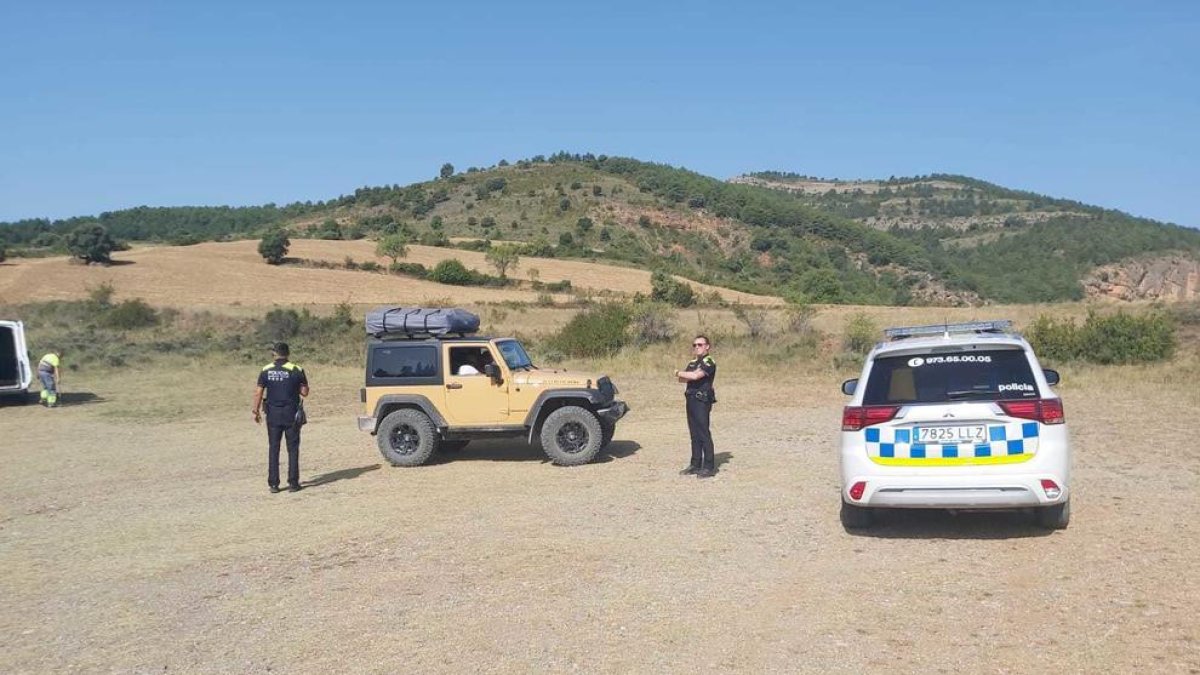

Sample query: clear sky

[1,1,1196,226]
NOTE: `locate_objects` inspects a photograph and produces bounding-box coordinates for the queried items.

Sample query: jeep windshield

[862,348,1039,405]
[496,339,534,370]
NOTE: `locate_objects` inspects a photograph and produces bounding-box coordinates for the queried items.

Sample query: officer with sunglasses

[675,335,717,478]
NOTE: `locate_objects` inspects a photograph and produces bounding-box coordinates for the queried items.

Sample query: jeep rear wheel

[377,409,437,467]
[539,406,603,466]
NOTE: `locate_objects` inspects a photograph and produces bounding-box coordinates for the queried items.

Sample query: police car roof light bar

[883,320,1013,340]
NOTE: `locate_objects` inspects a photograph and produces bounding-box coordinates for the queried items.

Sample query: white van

[0,320,34,402]
[839,320,1070,530]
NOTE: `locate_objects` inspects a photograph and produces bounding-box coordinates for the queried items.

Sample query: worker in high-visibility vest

[38,350,63,408]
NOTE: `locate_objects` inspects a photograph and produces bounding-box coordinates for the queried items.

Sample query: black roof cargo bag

[366,307,480,338]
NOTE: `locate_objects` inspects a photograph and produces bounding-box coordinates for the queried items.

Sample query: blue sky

[1,1,1197,226]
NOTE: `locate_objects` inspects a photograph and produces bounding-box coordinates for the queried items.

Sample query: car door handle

[446,383,463,389]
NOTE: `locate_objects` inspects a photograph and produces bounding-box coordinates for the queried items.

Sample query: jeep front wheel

[539,406,603,466]
[377,409,437,467]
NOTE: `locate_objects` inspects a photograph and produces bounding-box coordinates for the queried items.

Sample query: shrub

[732,303,771,339]
[549,304,631,357]
[359,261,382,272]
[1027,310,1176,364]
[259,308,302,340]
[87,281,116,307]
[629,302,677,346]
[389,262,427,278]
[536,293,555,307]
[102,299,159,329]
[1025,315,1081,363]
[650,270,695,307]
[785,303,818,334]
[429,258,476,285]
[543,280,572,293]
[843,313,878,355]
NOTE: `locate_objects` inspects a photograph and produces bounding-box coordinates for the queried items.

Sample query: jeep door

[442,345,510,425]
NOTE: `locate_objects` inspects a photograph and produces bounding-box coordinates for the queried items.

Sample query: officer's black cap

[271,342,290,357]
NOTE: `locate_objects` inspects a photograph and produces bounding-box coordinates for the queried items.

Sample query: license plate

[915,425,986,444]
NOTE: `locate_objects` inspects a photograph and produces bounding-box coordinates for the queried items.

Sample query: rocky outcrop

[1084,255,1200,301]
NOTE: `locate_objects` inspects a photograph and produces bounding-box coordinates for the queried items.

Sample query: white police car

[839,321,1070,530]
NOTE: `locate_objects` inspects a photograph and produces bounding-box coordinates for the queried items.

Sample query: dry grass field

[2,314,1198,673]
[0,241,780,309]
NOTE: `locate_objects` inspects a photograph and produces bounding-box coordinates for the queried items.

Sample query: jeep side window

[862,349,1039,405]
[450,347,492,376]
[369,345,438,381]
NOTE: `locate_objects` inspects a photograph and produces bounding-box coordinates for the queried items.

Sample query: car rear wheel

[1035,499,1070,530]
[539,406,603,466]
[377,409,437,467]
[840,501,875,530]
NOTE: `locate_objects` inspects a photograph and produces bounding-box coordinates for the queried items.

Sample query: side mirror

[1043,369,1060,386]
[484,363,502,382]
[841,378,858,396]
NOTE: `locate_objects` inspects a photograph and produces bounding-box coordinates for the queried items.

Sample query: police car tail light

[849,481,867,501]
[999,399,1065,425]
[842,405,900,431]
[1040,479,1062,499]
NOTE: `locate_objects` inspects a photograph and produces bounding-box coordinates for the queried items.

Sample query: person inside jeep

[454,348,493,376]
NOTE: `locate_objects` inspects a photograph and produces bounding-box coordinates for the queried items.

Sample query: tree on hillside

[376,234,409,265]
[67,224,117,264]
[439,163,455,180]
[0,244,6,263]
[258,229,290,265]
[485,244,520,280]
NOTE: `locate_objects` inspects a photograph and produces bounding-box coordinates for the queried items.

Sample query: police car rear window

[862,348,1038,405]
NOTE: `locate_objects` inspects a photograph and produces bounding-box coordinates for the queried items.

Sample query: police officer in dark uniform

[675,335,717,478]
[252,342,310,493]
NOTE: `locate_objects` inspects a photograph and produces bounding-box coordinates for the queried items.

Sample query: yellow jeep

[358,334,629,467]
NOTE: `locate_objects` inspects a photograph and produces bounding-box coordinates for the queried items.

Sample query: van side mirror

[484,363,502,382]
[1043,369,1060,386]
[841,378,858,396]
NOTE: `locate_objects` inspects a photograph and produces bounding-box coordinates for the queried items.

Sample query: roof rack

[883,320,1013,341]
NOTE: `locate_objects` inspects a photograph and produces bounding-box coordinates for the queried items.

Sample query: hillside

[738,172,1200,302]
[5,154,1200,305]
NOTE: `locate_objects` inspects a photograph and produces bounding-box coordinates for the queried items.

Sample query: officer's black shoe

[287,484,303,492]
[695,468,717,479]
[269,486,281,493]
[679,465,699,475]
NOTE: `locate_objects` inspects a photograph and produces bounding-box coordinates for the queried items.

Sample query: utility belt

[686,388,717,404]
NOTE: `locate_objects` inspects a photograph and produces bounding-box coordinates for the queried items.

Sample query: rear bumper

[596,400,629,423]
[848,476,1068,508]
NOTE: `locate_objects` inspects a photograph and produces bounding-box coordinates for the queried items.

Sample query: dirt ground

[1,358,1197,673]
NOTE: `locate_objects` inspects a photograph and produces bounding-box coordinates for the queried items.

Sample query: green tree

[576,217,594,234]
[258,229,290,265]
[67,224,117,263]
[439,163,455,179]
[0,244,6,263]
[484,244,520,279]
[376,234,409,265]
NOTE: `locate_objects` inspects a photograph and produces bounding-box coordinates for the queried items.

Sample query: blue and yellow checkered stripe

[864,423,1040,466]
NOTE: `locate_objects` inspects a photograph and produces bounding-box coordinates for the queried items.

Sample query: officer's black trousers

[267,424,301,488]
[686,396,715,471]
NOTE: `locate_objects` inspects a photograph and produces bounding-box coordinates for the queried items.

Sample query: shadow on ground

[845,508,1057,540]
[304,464,380,487]
[0,391,105,408]
[430,438,642,465]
